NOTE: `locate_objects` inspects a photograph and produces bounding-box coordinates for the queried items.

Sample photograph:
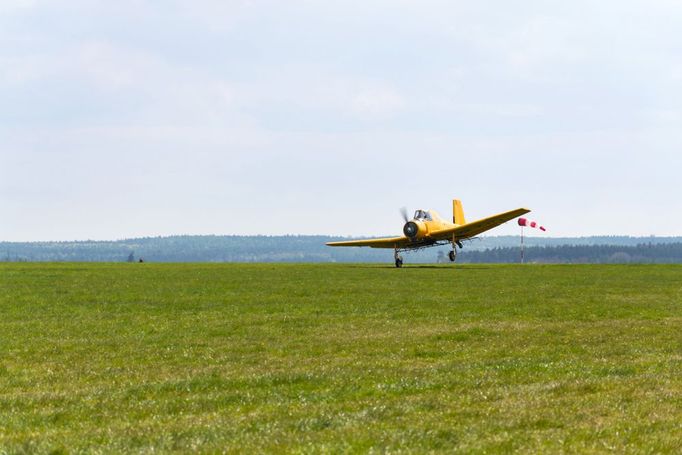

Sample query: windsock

[518,217,547,232]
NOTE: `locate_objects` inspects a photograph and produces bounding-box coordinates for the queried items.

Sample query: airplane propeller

[400,207,410,223]
[400,207,419,239]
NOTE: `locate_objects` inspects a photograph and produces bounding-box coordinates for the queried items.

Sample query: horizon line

[1,233,679,244]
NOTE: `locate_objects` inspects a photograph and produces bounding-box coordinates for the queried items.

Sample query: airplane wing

[429,208,530,240]
[327,207,529,248]
[326,236,410,249]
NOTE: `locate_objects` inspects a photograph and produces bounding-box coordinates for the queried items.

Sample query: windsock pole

[521,225,525,264]
[517,217,547,263]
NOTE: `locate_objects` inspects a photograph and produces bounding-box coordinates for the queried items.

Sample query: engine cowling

[403,221,426,240]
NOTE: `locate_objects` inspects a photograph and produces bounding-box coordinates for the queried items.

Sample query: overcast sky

[2,0,681,241]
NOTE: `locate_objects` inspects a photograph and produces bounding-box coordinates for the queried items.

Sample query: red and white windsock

[518,217,547,232]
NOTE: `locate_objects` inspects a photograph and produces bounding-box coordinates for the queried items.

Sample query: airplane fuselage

[402,210,458,242]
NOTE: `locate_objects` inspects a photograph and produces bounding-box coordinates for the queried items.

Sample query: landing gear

[449,235,461,263]
[394,246,403,268]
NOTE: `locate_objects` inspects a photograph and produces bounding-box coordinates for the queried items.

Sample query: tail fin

[453,199,466,225]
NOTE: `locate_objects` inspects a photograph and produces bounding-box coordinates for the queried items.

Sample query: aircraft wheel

[448,250,456,262]
[395,257,403,268]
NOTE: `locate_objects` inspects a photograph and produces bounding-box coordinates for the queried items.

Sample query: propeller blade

[400,207,409,223]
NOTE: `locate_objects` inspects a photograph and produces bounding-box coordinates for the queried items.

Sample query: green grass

[1,263,682,453]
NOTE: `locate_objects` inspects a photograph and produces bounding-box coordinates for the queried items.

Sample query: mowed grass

[1,263,682,453]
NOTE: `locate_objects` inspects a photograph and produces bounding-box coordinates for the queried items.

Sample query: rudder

[453,199,466,225]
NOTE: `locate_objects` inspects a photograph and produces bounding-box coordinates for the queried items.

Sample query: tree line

[2,235,682,263]
[458,243,682,264]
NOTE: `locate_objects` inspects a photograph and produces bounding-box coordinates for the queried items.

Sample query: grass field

[1,263,682,453]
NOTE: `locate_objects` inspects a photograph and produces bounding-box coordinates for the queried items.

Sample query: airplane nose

[403,221,418,238]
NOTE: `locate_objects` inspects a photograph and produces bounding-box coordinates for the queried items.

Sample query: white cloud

[350,87,405,118]
[0,0,36,13]
[2,0,682,240]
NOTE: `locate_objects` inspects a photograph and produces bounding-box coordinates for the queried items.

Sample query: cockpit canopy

[414,209,432,221]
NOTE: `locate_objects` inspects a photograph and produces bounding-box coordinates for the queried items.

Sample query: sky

[2,0,681,241]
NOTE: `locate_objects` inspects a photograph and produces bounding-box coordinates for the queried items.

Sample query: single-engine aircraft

[326,199,530,267]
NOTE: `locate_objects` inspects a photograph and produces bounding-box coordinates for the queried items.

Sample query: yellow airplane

[327,199,530,267]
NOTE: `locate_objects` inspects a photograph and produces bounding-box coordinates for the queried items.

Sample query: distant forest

[3,235,682,264]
